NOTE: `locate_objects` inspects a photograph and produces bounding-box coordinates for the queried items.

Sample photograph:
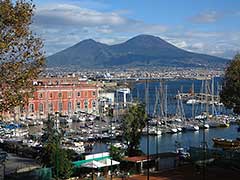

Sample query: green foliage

[0,0,45,113]
[41,114,55,143]
[50,142,72,179]
[109,145,125,161]
[220,54,240,114]
[40,115,73,179]
[122,103,147,156]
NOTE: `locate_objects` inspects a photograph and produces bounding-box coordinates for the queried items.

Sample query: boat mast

[216,82,221,113]
[145,79,149,115]
[153,87,159,117]
[205,78,209,119]
[200,80,204,112]
[192,82,195,120]
[165,83,168,119]
[176,91,181,119]
[211,76,215,116]
[155,86,159,168]
[160,81,164,120]
[180,91,186,122]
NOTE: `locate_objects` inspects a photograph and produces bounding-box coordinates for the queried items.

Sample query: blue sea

[131,77,227,117]
[92,77,239,154]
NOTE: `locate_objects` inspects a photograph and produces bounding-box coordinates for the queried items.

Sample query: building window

[77,92,81,97]
[59,102,63,112]
[48,103,53,112]
[84,100,88,109]
[68,102,72,112]
[39,103,44,112]
[39,93,43,99]
[92,100,96,108]
[85,92,88,97]
[76,102,81,110]
[92,91,96,96]
[68,92,72,98]
[49,93,53,98]
[58,92,62,98]
[29,104,34,113]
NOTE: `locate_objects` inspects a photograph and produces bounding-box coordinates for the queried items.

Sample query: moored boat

[170,128,178,133]
[183,124,199,131]
[212,138,240,147]
[219,121,230,128]
[199,123,210,129]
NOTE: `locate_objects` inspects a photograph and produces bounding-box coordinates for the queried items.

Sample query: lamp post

[108,104,114,180]
[145,79,150,180]
[147,117,150,180]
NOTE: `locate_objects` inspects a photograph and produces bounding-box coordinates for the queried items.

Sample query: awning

[73,156,110,167]
[98,158,120,166]
[73,152,120,169]
[73,157,120,168]
[81,160,106,168]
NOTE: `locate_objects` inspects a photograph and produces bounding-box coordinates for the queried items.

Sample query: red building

[21,77,100,119]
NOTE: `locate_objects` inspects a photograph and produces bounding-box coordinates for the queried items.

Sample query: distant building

[98,87,131,116]
[99,91,115,114]
[2,77,100,120]
[116,88,131,107]
[27,77,100,119]
[1,76,132,121]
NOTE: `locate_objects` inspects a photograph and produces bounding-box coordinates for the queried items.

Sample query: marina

[1,77,240,180]
[0,113,239,155]
[1,78,239,155]
[1,1,240,179]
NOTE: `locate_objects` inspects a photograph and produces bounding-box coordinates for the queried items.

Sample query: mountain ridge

[47,34,229,68]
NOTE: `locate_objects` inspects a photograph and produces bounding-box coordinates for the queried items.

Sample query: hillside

[47,34,229,68]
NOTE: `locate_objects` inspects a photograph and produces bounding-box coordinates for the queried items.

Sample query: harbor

[1,119,239,153]
[1,76,240,155]
[1,77,240,179]
[1,0,240,179]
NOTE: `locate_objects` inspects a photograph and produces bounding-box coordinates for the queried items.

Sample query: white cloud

[70,0,110,10]
[163,30,240,59]
[95,37,126,45]
[33,3,168,55]
[35,4,127,27]
[185,31,220,38]
[191,42,204,50]
[32,3,239,59]
[163,37,188,49]
[190,11,223,24]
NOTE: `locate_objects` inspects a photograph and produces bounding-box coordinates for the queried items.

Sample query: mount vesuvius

[47,34,229,68]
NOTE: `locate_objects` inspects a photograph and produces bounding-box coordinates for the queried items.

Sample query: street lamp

[107,103,114,180]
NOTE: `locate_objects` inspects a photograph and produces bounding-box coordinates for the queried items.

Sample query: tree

[122,103,147,156]
[220,54,240,114]
[41,114,55,143]
[109,144,125,162]
[40,115,73,179]
[0,0,45,115]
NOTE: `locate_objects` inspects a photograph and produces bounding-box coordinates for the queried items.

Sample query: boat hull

[212,138,240,147]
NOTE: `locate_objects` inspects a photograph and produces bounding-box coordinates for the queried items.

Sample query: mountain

[47,34,229,68]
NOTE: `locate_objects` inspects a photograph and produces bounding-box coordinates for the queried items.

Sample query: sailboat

[208,77,228,128]
[175,87,199,132]
[168,90,183,133]
[197,79,211,129]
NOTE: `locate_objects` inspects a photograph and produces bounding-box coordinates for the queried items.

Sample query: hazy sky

[32,0,240,58]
